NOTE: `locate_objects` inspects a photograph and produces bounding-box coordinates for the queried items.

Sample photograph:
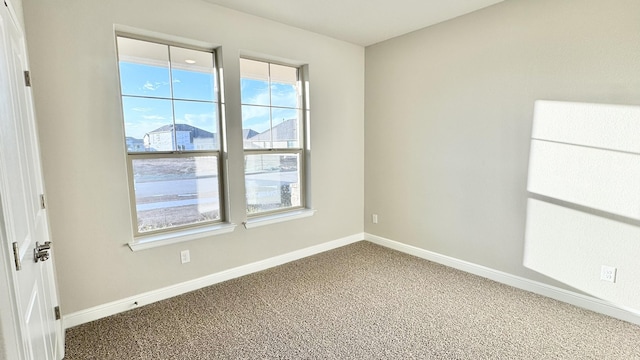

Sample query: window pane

[240,78,270,106]
[118,62,172,98]
[174,100,219,150]
[271,108,300,149]
[171,69,215,101]
[121,96,173,152]
[117,37,171,98]
[270,63,299,108]
[240,58,270,105]
[133,156,220,233]
[170,46,216,101]
[245,153,301,214]
[270,81,298,108]
[242,105,271,149]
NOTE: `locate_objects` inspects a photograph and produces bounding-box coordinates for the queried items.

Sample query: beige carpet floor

[64,241,640,359]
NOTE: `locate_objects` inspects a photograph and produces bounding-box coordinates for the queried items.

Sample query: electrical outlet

[180,250,190,264]
[600,265,616,283]
[372,214,378,224]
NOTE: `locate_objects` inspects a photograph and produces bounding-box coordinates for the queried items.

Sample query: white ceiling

[201,0,503,46]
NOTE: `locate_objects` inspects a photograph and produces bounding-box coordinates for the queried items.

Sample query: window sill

[243,209,316,229]
[128,223,237,251]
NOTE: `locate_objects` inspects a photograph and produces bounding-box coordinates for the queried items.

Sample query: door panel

[0,2,62,359]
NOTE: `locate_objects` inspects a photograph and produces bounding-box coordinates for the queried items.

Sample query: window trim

[128,222,237,251]
[240,58,310,218]
[243,208,315,229]
[115,34,228,239]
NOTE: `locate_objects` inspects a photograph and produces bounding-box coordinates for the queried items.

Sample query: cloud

[142,81,169,91]
[132,107,152,112]
[240,82,298,111]
[178,113,216,132]
[270,84,298,107]
[183,113,214,123]
[242,104,269,121]
[142,115,166,120]
[143,81,158,91]
[243,93,270,108]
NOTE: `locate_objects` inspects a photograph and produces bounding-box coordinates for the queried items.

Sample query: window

[116,36,224,236]
[240,58,307,216]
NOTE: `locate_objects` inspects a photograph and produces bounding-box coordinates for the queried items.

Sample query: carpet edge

[63,233,364,329]
[365,233,640,326]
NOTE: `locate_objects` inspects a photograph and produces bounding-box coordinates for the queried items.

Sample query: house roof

[247,119,297,142]
[148,124,215,139]
[243,129,259,139]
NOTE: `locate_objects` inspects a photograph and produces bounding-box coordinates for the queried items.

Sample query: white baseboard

[365,233,640,326]
[64,231,640,330]
[63,233,364,329]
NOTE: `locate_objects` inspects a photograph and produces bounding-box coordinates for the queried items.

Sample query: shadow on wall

[523,100,640,314]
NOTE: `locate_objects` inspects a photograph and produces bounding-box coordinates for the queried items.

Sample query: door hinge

[54,306,61,320]
[12,242,21,271]
[24,70,31,87]
[39,194,46,209]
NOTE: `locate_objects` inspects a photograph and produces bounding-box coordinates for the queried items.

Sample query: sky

[120,62,217,139]
[120,61,300,142]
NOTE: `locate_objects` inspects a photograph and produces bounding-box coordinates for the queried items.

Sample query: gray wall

[365,0,640,290]
[22,0,364,315]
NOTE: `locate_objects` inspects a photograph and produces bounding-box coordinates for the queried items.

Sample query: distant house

[243,129,259,140]
[126,137,145,152]
[243,118,299,174]
[143,124,217,151]
[244,119,298,149]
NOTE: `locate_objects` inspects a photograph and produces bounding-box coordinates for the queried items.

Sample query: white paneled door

[0,2,63,360]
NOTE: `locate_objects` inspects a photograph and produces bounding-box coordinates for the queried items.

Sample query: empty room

[1,0,640,358]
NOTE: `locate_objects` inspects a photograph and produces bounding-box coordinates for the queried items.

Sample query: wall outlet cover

[180,250,191,264]
[600,265,616,283]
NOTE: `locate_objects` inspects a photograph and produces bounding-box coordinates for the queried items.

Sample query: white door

[0,2,63,360]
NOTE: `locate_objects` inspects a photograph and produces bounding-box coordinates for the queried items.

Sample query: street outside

[135,170,299,232]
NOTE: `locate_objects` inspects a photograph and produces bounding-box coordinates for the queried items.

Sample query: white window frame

[239,58,312,225]
[115,34,234,249]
